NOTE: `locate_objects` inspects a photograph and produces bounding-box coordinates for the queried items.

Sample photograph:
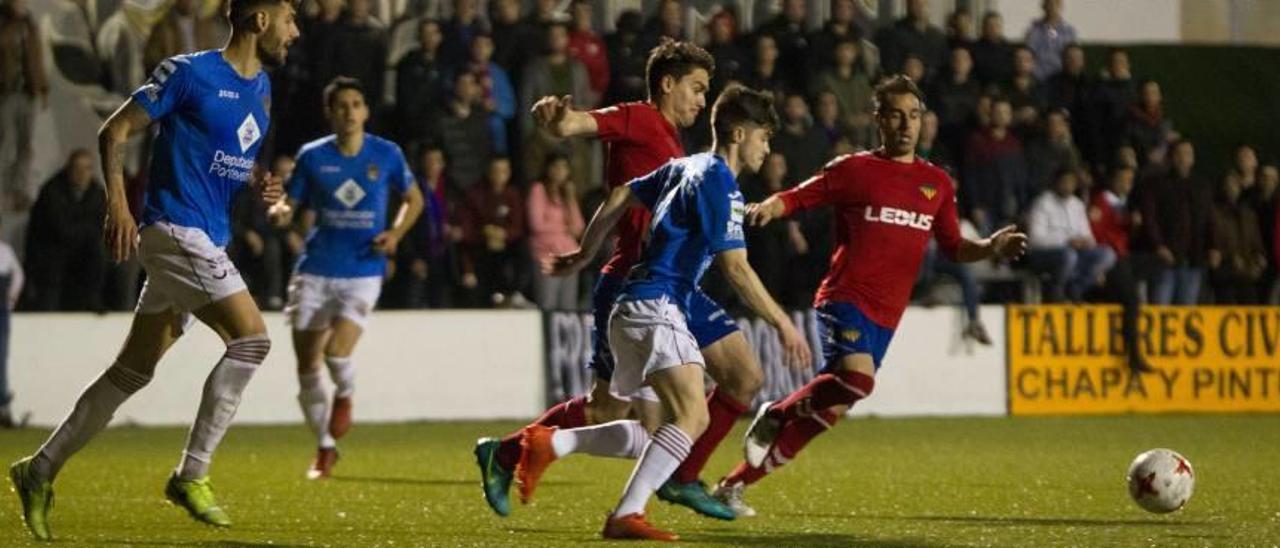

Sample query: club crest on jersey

[367,163,379,181]
[842,328,861,343]
[335,179,366,209]
[919,184,938,200]
[865,206,934,231]
[236,114,261,153]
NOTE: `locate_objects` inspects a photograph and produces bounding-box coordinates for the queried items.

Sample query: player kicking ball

[711,75,1028,517]
[8,0,298,539]
[270,77,423,479]
[521,86,810,541]
[476,42,786,521]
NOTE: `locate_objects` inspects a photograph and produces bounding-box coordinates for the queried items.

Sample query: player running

[272,77,423,480]
[528,86,809,541]
[711,75,1028,517]
[7,0,298,539]
[476,41,791,520]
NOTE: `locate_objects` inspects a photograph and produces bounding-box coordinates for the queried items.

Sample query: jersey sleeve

[778,155,846,215]
[700,169,747,254]
[389,145,415,194]
[286,152,311,205]
[589,103,631,142]
[933,176,964,260]
[131,56,193,121]
[626,161,671,210]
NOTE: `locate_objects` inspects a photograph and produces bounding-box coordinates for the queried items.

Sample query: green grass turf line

[2,416,1278,546]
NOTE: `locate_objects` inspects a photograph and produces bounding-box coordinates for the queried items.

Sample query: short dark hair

[711,85,778,144]
[227,0,294,30]
[873,75,926,113]
[645,40,714,100]
[323,76,365,109]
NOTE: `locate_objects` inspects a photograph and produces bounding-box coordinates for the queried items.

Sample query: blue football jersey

[132,50,272,247]
[288,134,415,278]
[620,152,746,309]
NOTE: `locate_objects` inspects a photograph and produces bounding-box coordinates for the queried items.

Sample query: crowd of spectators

[5,0,1280,321]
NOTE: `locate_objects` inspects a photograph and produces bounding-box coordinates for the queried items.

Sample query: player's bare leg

[294,328,336,479]
[164,290,272,527]
[603,365,708,541]
[11,309,184,540]
[658,332,760,520]
[323,318,363,441]
[721,353,874,516]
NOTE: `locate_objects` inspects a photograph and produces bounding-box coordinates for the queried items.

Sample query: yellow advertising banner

[1007,305,1280,415]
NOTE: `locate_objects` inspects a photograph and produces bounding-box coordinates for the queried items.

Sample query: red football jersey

[589,102,684,276]
[779,151,964,328]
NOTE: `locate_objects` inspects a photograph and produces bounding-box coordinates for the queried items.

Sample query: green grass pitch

[3,416,1278,546]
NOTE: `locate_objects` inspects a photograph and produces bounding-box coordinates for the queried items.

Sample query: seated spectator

[0,226,20,427]
[520,21,595,182]
[440,0,485,67]
[432,72,493,190]
[526,154,584,311]
[639,0,684,54]
[1210,174,1268,304]
[1088,166,1152,371]
[929,46,981,156]
[489,0,538,79]
[874,0,947,78]
[917,110,954,173]
[705,8,748,92]
[1245,164,1278,301]
[567,0,610,102]
[463,157,528,308]
[1025,0,1077,81]
[1007,46,1047,127]
[143,0,221,73]
[396,145,462,309]
[1026,109,1085,199]
[1230,144,1260,193]
[1027,169,1116,302]
[902,54,927,87]
[944,8,975,51]
[810,0,878,76]
[464,34,517,156]
[604,10,647,104]
[1045,44,1093,162]
[971,10,1014,86]
[773,93,833,184]
[963,97,1028,234]
[742,34,791,104]
[811,37,873,133]
[918,233,991,344]
[1089,48,1138,170]
[812,91,846,149]
[1126,80,1175,166]
[395,18,447,145]
[24,149,105,311]
[333,0,388,117]
[754,0,810,91]
[1137,140,1215,305]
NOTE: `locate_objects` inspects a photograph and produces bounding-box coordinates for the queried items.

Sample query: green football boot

[656,478,737,521]
[9,457,53,541]
[474,437,513,517]
[165,474,232,527]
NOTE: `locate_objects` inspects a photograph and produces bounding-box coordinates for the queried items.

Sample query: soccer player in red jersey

[711,75,1028,516]
[475,41,789,520]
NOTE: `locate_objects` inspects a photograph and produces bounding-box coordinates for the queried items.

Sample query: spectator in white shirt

[1027,168,1116,302]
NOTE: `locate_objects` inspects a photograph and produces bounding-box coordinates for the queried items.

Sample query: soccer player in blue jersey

[272,77,423,479]
[519,86,811,541]
[7,0,298,539]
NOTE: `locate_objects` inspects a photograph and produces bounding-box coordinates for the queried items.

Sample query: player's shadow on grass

[679,531,941,547]
[330,475,474,486]
[875,514,1210,527]
[96,540,315,548]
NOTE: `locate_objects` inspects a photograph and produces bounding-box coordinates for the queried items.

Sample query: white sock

[177,334,270,480]
[297,371,335,448]
[325,356,355,399]
[551,420,649,459]
[613,424,691,516]
[33,365,151,481]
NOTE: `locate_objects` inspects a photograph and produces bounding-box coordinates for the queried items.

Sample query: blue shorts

[816,301,895,371]
[590,274,739,381]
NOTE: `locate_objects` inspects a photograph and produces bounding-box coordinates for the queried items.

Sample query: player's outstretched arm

[955,224,1029,263]
[98,99,153,263]
[545,184,638,276]
[716,249,812,370]
[531,95,598,138]
[745,195,789,227]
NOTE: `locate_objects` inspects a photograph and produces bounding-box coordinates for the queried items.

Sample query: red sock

[722,409,840,487]
[769,370,873,422]
[496,395,588,469]
[673,388,749,483]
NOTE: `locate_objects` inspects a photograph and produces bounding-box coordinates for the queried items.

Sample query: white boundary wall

[9,306,1006,427]
[10,311,545,427]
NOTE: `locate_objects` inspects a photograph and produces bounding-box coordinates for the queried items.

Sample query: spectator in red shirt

[463,157,529,307]
[567,0,609,103]
[1088,166,1151,371]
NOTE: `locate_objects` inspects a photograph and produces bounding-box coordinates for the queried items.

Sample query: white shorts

[135,222,247,321]
[607,297,704,401]
[284,273,382,331]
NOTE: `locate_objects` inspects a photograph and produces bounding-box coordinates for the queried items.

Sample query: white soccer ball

[1126,448,1195,514]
